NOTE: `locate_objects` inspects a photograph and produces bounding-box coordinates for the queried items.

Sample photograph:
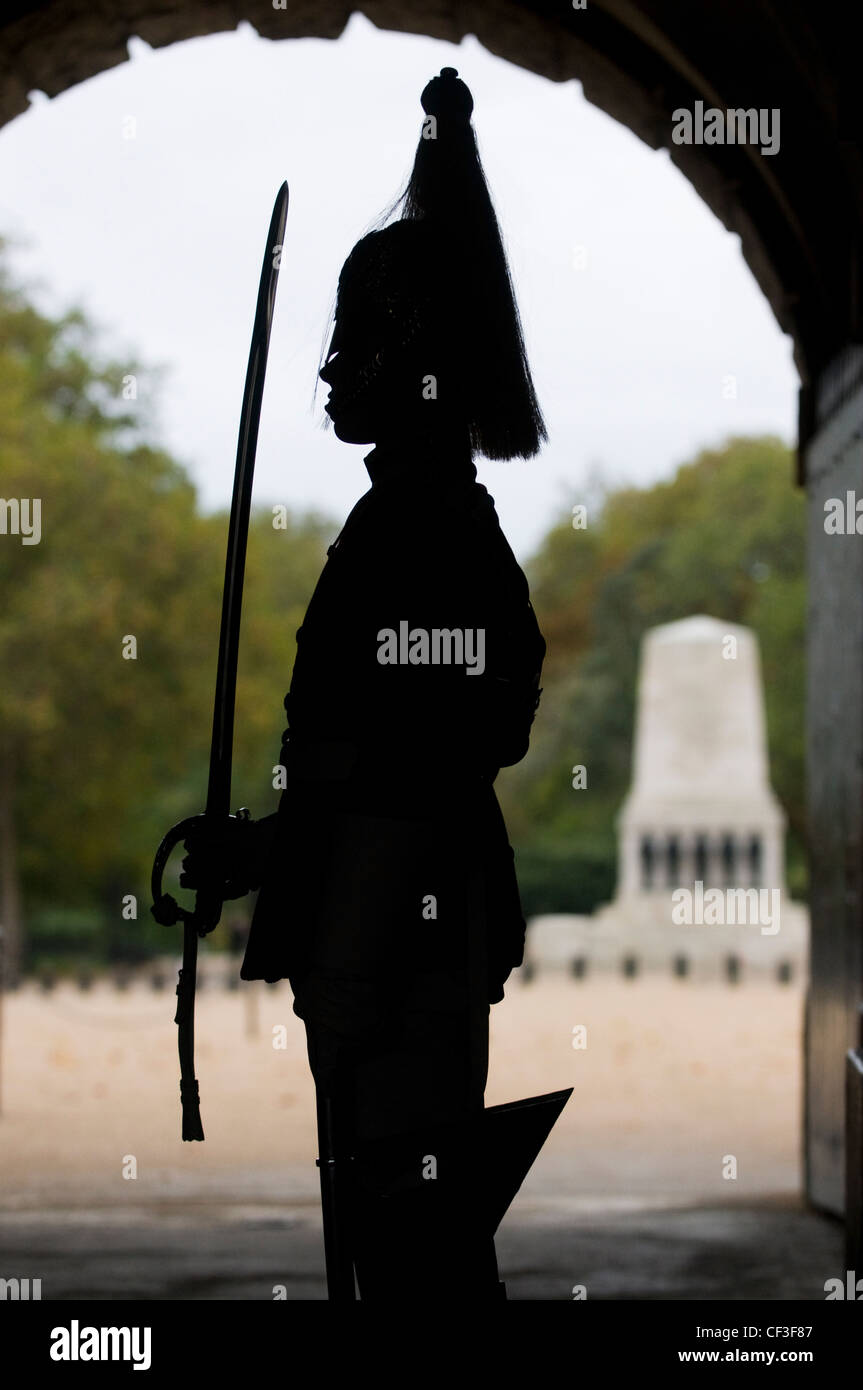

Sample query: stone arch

[1,0,859,407]
[3,0,862,1230]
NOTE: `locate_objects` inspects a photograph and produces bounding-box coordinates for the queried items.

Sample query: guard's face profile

[319,318,443,445]
[318,334,383,444]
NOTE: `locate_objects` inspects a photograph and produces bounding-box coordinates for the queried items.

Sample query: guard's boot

[349,1126,503,1302]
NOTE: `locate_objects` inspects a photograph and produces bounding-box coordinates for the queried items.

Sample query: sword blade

[149,183,289,1137]
[206,181,289,818]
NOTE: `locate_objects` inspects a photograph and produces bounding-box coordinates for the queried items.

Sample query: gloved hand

[179,813,278,902]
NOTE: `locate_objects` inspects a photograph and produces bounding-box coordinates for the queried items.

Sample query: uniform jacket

[241,443,545,1015]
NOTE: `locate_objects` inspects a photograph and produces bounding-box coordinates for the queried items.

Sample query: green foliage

[498,437,806,914]
[0,254,331,969]
[513,841,617,918]
[0,251,806,958]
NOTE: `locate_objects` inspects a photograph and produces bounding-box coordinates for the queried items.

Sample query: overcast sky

[0,13,797,559]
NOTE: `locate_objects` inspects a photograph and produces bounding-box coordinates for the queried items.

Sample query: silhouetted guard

[150,182,289,1140]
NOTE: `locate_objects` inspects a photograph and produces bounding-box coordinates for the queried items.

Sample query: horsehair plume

[392,67,547,460]
[319,68,547,461]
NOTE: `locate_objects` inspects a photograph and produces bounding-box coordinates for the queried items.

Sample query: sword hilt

[150,810,248,936]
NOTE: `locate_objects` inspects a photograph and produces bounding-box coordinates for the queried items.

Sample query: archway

[1,0,860,1231]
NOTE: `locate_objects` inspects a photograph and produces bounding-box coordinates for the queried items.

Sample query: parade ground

[0,972,842,1299]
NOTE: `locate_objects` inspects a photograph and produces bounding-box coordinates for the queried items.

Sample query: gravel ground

[0,972,821,1300]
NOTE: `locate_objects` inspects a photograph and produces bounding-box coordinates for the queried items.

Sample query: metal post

[243,978,260,1040]
[0,924,4,1117]
[844,1003,863,1272]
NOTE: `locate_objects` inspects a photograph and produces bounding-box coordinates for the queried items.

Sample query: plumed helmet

[326,69,546,461]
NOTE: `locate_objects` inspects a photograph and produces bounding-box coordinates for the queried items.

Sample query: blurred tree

[0,246,805,958]
[0,254,331,977]
[497,437,806,914]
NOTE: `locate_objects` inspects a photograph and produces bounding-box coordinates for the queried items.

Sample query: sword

[150,182,289,1140]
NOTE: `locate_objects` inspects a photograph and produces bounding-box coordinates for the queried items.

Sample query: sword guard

[149,813,231,936]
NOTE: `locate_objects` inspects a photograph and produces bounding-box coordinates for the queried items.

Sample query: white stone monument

[617,615,785,901]
[526,615,808,979]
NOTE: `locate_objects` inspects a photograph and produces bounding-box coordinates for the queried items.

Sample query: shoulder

[463,484,530,592]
